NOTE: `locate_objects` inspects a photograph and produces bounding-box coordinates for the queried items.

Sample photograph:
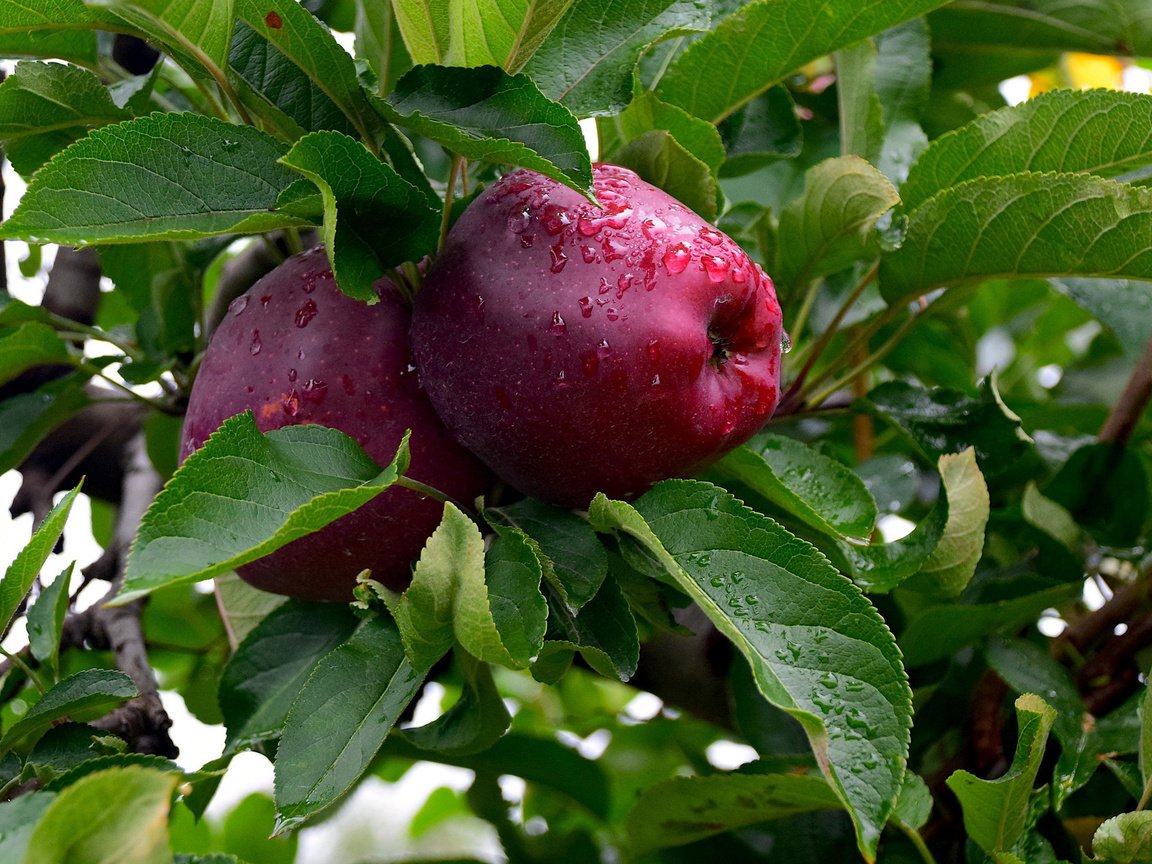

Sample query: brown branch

[1099,334,1152,446]
[1079,607,1152,716]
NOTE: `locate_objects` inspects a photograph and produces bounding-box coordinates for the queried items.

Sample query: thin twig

[1099,334,1152,446]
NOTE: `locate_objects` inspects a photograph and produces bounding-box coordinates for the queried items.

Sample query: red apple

[181,246,491,601]
[410,164,783,508]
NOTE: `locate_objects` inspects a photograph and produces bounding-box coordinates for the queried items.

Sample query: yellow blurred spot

[1063,53,1127,90]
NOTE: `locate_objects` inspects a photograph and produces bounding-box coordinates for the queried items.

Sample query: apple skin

[410,164,783,508]
[180,246,491,601]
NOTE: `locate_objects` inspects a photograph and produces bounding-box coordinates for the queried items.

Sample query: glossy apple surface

[181,246,490,601]
[410,164,783,508]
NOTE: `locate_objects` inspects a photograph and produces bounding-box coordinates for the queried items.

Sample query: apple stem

[439,155,468,252]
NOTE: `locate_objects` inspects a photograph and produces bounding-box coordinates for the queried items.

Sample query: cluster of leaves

[1,0,1152,862]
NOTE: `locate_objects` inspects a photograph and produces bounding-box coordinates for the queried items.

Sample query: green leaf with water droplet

[716,433,879,544]
[947,694,1056,858]
[589,480,912,863]
[625,772,842,855]
[614,129,717,222]
[274,614,423,831]
[0,113,314,246]
[119,413,408,603]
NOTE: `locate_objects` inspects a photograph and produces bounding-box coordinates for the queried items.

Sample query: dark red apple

[410,164,783,508]
[181,246,491,601]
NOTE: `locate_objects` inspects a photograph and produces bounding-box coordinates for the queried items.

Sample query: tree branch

[1099,334,1152,446]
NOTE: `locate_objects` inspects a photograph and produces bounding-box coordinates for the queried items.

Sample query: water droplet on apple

[641,216,667,240]
[663,243,690,274]
[606,307,620,321]
[540,204,572,235]
[549,244,568,273]
[651,373,660,386]
[598,276,611,295]
[549,311,567,335]
[702,255,729,282]
[261,293,272,307]
[507,206,531,234]
[602,236,628,262]
[302,276,317,294]
[295,300,318,328]
[616,273,633,298]
[731,265,747,284]
[581,245,597,263]
[229,296,248,316]
[579,297,593,318]
[780,332,792,353]
[520,234,534,248]
[302,378,328,402]
[553,370,569,390]
[250,330,262,355]
[699,227,724,245]
[297,348,305,360]
[596,339,611,356]
[282,389,299,416]
[288,368,297,382]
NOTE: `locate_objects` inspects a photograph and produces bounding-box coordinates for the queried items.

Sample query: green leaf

[892,772,933,831]
[234,0,384,143]
[0,0,97,65]
[903,90,1152,214]
[228,20,357,137]
[540,568,639,680]
[715,434,879,543]
[625,773,842,854]
[279,131,439,301]
[390,503,544,671]
[487,497,608,611]
[881,173,1152,307]
[657,0,951,124]
[1,485,81,640]
[899,583,1079,667]
[120,413,407,602]
[392,0,572,71]
[525,0,711,117]
[0,113,313,246]
[0,373,90,476]
[0,670,138,756]
[1021,482,1080,554]
[0,792,56,863]
[947,694,1056,857]
[400,652,511,756]
[23,766,179,864]
[904,449,988,598]
[481,528,549,663]
[717,85,803,177]
[92,0,236,87]
[1095,812,1152,863]
[929,0,1152,58]
[1142,682,1152,795]
[1045,442,1148,547]
[355,0,412,96]
[1053,277,1152,360]
[379,64,593,197]
[273,615,424,831]
[774,157,899,295]
[0,322,72,389]
[213,572,286,646]
[598,90,725,174]
[0,61,129,176]
[99,242,200,359]
[591,481,912,861]
[614,129,717,222]
[219,600,360,753]
[860,378,1036,485]
[26,564,73,679]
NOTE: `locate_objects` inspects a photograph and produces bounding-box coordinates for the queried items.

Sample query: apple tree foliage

[0,0,1151,862]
